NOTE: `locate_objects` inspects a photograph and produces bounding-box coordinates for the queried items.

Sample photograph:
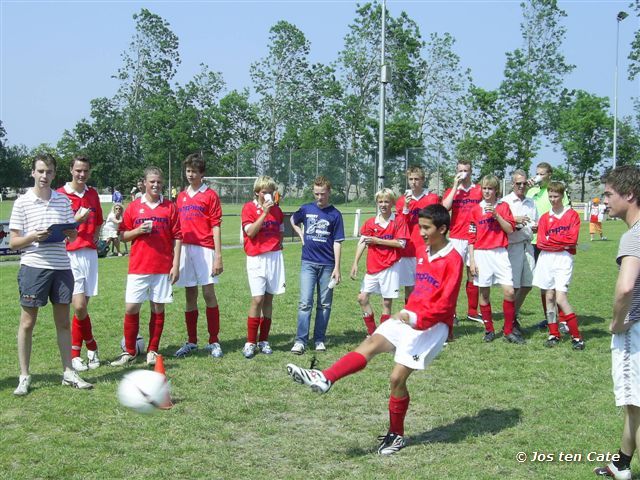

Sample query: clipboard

[41,222,78,243]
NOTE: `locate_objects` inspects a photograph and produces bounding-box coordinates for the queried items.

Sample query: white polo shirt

[502,191,538,245]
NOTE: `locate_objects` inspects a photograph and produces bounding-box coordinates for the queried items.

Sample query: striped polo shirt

[9,188,74,269]
[617,221,640,323]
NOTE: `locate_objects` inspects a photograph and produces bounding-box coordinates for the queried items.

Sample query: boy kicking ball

[287,205,463,455]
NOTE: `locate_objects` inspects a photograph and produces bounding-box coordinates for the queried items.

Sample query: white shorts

[397,257,416,287]
[361,263,400,299]
[125,274,174,304]
[472,248,513,287]
[375,320,448,370]
[176,244,220,288]
[246,250,286,296]
[532,250,573,292]
[612,322,640,407]
[68,248,99,297]
[507,242,535,289]
[450,238,470,266]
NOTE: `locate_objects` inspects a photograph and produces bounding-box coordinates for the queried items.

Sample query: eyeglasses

[514,182,527,186]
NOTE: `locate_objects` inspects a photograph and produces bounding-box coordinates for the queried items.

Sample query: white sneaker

[87,350,101,369]
[314,342,326,352]
[175,342,198,358]
[13,375,31,396]
[286,364,332,394]
[559,322,570,334]
[146,351,158,366]
[242,342,257,359]
[110,352,136,367]
[72,356,89,372]
[594,462,632,480]
[258,341,273,355]
[290,342,305,355]
[205,342,223,358]
[62,370,93,390]
[377,433,406,455]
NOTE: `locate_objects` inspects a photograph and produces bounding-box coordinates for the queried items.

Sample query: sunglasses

[514,182,527,186]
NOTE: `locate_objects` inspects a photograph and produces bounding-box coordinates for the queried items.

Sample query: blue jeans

[295,261,334,345]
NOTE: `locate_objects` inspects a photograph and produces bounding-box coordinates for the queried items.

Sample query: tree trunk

[580,172,586,202]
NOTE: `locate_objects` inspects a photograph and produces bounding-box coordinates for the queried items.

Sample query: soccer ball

[117,370,169,414]
[120,335,145,356]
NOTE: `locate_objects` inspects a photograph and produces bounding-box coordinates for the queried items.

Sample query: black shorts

[17,265,73,307]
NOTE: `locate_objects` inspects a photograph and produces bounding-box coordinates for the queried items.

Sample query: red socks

[148,311,165,353]
[363,313,376,335]
[123,313,140,355]
[258,316,272,342]
[247,316,260,344]
[323,352,368,383]
[185,310,198,344]
[564,313,581,340]
[548,322,560,338]
[71,315,83,358]
[380,314,391,324]
[206,306,220,344]
[389,395,410,436]
[503,300,515,335]
[466,281,479,316]
[480,304,494,333]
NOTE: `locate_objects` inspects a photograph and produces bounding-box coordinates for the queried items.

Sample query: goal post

[203,176,258,204]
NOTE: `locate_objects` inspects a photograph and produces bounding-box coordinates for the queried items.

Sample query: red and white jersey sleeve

[395,192,440,258]
[536,209,581,255]
[57,185,104,251]
[360,215,409,274]
[241,201,284,256]
[469,201,514,250]
[177,187,222,249]
[404,242,463,335]
[443,185,483,241]
[121,198,182,274]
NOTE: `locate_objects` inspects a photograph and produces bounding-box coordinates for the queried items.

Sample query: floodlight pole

[613,10,628,169]
[377,0,388,192]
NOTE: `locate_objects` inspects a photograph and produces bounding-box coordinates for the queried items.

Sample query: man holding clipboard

[9,153,93,396]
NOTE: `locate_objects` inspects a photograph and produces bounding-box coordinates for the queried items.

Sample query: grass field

[0,216,630,479]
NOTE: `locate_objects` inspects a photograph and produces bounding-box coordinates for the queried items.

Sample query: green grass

[0,219,629,479]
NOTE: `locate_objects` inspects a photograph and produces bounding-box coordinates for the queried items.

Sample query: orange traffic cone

[153,354,173,409]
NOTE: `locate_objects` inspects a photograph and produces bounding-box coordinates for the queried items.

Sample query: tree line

[1,0,639,201]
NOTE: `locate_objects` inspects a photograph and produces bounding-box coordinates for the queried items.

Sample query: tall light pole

[613,10,628,169]
[377,0,389,191]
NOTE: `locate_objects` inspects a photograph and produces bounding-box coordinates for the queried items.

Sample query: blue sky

[1,0,639,162]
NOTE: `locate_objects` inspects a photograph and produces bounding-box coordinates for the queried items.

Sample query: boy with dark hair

[532,181,584,350]
[57,155,104,371]
[287,204,463,455]
[10,154,92,395]
[174,153,225,359]
[111,166,182,367]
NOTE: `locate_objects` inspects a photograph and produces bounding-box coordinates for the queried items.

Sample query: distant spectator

[589,197,607,241]
[112,187,123,204]
[102,203,125,256]
[130,179,144,201]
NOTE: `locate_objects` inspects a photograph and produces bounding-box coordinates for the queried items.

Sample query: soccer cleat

[13,375,31,396]
[504,332,526,345]
[377,433,407,455]
[175,342,198,358]
[545,335,561,348]
[537,319,549,330]
[87,350,101,369]
[594,462,632,480]
[146,351,158,366]
[62,370,93,390]
[467,312,483,324]
[559,322,569,335]
[483,331,496,343]
[242,342,257,359]
[72,356,89,372]
[314,341,326,352]
[258,341,273,355]
[290,342,305,355]
[513,319,524,336]
[287,363,332,394]
[572,339,586,351]
[110,352,136,367]
[205,342,223,358]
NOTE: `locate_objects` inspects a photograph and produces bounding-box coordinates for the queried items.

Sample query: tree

[628,0,640,80]
[555,90,612,201]
[0,122,30,191]
[615,116,640,167]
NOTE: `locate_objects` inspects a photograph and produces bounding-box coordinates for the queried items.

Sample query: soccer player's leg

[478,286,495,342]
[555,293,584,350]
[378,363,413,455]
[257,293,273,354]
[357,291,376,335]
[203,284,222,357]
[53,302,92,390]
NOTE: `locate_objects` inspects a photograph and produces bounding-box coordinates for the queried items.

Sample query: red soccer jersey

[57,184,104,251]
[443,184,483,240]
[241,201,284,256]
[177,185,222,249]
[469,201,515,250]
[405,242,463,335]
[536,208,581,255]
[360,214,410,274]
[120,197,182,274]
[395,190,440,257]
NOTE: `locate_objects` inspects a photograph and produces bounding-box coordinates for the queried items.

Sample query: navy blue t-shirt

[292,203,345,265]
